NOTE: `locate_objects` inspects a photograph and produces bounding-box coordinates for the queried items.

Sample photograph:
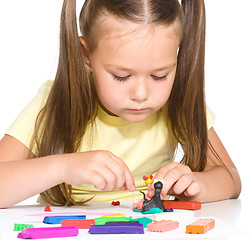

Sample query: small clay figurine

[140,180,165,212]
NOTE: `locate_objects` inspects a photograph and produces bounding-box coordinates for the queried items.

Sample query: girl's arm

[192,127,241,202]
[153,127,241,202]
[0,135,62,208]
[0,135,135,208]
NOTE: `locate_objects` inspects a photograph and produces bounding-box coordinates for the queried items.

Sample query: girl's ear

[79,36,91,67]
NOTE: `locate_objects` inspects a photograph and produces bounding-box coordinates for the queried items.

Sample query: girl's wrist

[42,154,68,186]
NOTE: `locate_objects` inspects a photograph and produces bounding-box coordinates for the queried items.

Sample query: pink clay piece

[132,199,144,209]
[147,220,179,232]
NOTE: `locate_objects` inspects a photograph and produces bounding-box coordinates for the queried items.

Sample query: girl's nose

[129,79,148,103]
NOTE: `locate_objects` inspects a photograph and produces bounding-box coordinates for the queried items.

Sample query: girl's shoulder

[37,80,54,96]
[5,80,55,155]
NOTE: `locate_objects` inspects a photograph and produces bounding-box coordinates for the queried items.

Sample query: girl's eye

[151,74,168,81]
[112,74,131,82]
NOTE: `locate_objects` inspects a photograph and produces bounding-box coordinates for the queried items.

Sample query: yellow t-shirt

[6,81,215,202]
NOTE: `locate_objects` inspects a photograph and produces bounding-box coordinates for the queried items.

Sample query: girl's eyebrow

[104,63,177,72]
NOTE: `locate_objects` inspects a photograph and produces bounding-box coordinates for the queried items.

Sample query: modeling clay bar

[14,224,34,231]
[186,218,215,234]
[147,220,179,232]
[27,211,118,217]
[17,226,78,239]
[94,216,132,225]
[102,214,125,217]
[105,221,139,224]
[61,219,95,229]
[89,223,144,234]
[43,215,86,224]
[162,200,201,210]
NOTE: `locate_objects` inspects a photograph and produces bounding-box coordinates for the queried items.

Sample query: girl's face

[83,15,181,123]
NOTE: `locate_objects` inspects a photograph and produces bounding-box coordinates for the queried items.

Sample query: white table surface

[0,199,251,240]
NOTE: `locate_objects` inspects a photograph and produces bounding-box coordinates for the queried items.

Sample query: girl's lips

[128,108,148,112]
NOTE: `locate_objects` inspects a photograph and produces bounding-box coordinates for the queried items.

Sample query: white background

[0,0,251,204]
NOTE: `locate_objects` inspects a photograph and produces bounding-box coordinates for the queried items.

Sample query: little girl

[0,0,241,208]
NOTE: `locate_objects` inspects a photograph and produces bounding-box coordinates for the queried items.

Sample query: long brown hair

[167,0,207,171]
[32,0,207,206]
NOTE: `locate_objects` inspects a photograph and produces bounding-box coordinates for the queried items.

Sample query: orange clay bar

[162,200,201,210]
[186,218,215,234]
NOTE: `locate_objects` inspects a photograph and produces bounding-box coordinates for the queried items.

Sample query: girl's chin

[120,114,150,123]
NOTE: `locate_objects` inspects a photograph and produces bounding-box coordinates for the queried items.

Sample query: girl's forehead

[92,13,182,51]
[91,14,180,73]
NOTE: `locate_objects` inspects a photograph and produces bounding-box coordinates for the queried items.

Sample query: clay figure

[140,181,165,212]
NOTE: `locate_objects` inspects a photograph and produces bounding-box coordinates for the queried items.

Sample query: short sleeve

[5,81,53,155]
[206,105,216,130]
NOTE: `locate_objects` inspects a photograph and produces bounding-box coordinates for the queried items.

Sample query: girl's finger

[104,160,126,190]
[184,181,201,197]
[88,172,106,190]
[159,166,185,197]
[109,152,135,192]
[119,184,127,191]
[94,166,117,191]
[171,174,195,195]
[123,167,135,192]
[154,162,179,181]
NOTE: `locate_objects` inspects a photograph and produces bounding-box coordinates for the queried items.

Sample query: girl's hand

[60,150,135,192]
[152,162,201,200]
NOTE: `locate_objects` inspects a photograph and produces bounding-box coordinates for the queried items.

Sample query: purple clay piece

[89,223,144,234]
[165,208,174,212]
